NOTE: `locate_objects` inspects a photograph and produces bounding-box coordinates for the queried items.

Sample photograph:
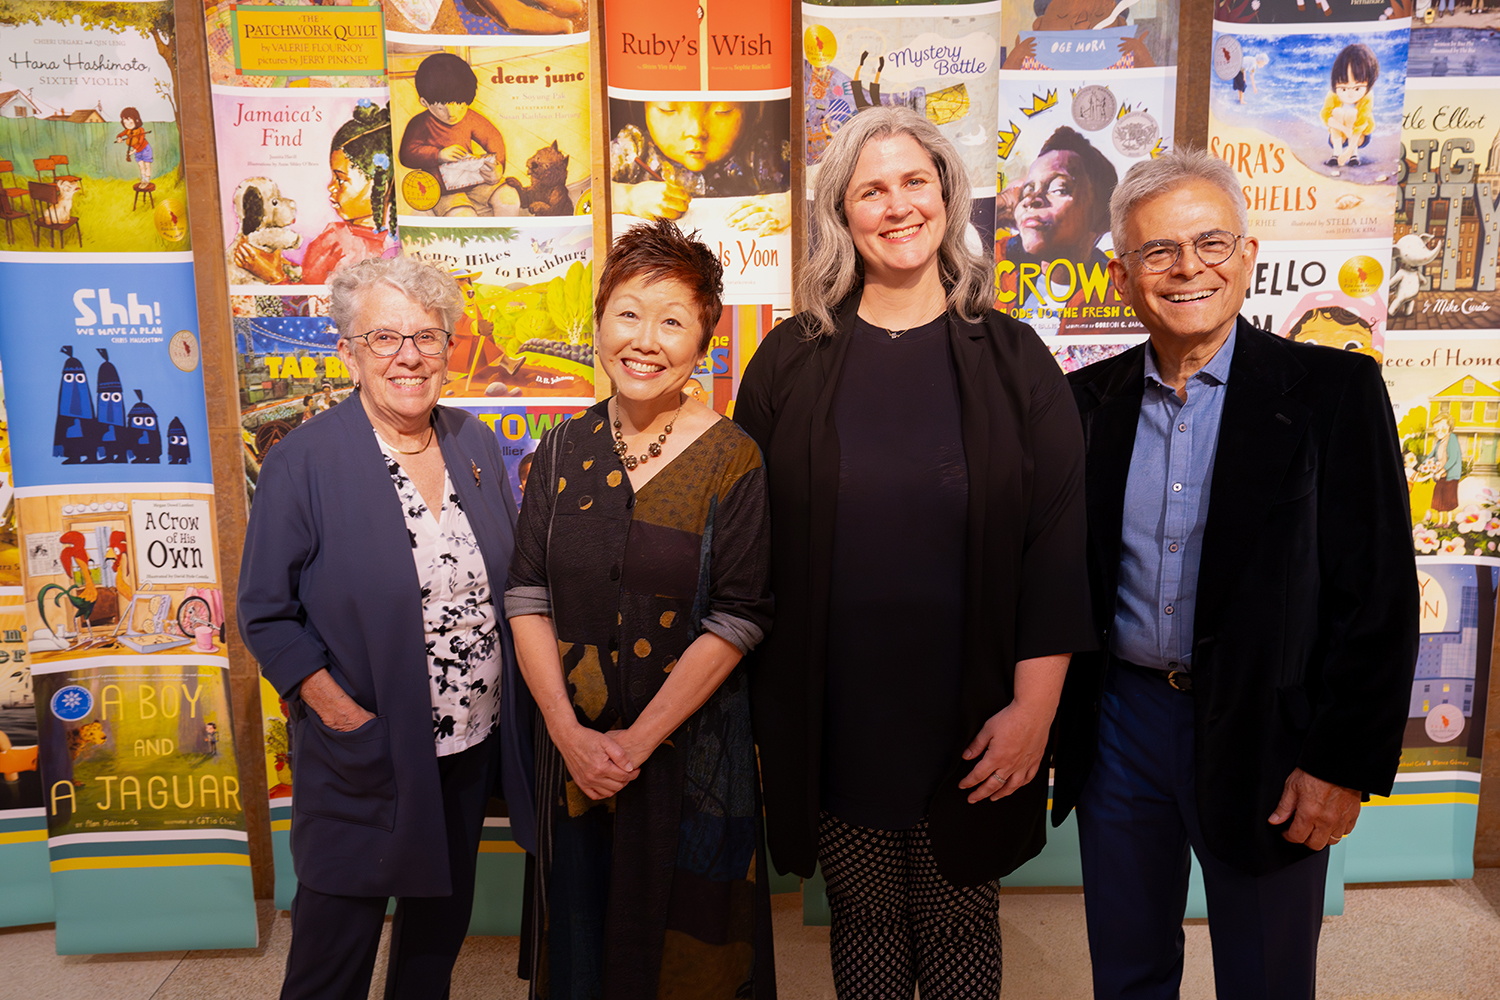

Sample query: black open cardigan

[734,297,1096,886]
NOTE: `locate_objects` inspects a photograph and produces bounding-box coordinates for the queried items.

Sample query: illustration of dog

[40,178,81,225]
[504,142,574,217]
[227,177,302,284]
[1389,231,1443,318]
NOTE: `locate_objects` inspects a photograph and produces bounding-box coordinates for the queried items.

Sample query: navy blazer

[238,395,533,898]
[1055,320,1420,876]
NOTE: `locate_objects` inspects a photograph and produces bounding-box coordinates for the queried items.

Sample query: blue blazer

[238,395,535,898]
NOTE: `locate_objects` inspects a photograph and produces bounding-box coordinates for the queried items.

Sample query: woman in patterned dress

[505,219,774,999]
[239,256,524,1000]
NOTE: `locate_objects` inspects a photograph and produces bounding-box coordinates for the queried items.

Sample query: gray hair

[328,255,464,340]
[800,106,993,338]
[1109,147,1248,258]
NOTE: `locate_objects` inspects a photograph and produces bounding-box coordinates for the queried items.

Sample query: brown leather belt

[1112,653,1193,692]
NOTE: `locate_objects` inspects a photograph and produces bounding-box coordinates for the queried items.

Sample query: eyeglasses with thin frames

[1118,231,1244,273]
[350,328,451,357]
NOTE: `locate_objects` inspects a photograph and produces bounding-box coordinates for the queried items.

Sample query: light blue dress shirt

[1111,329,1236,672]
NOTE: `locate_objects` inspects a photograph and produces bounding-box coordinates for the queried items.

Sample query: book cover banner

[993,69,1175,335]
[607,0,792,93]
[998,0,1180,72]
[802,1,1002,195]
[0,0,191,253]
[388,39,593,221]
[401,222,596,399]
[0,258,211,489]
[1408,24,1500,79]
[212,87,400,290]
[1216,0,1414,24]
[18,488,224,667]
[1208,20,1411,241]
[1240,237,1391,356]
[1389,77,1500,333]
[381,0,586,38]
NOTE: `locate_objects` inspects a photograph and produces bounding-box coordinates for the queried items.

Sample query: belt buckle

[1167,670,1193,692]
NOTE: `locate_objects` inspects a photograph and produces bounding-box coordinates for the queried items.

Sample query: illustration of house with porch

[1425,374,1500,479]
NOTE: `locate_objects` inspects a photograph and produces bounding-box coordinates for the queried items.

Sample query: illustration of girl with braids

[303,101,397,284]
[231,101,396,285]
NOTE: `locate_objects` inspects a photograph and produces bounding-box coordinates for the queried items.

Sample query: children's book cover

[0,0,191,252]
[993,70,1174,335]
[998,0,1180,71]
[1388,77,1500,332]
[388,42,592,221]
[0,259,211,488]
[1208,21,1411,240]
[212,88,399,290]
[400,222,596,399]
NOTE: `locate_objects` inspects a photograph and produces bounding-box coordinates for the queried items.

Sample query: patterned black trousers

[817,812,1002,999]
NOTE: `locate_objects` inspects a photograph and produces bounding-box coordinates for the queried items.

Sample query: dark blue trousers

[1076,661,1329,1000]
[281,734,498,1000]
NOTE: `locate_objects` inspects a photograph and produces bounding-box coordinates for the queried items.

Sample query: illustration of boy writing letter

[610,101,790,236]
[398,53,511,217]
[1323,43,1378,167]
[115,107,153,188]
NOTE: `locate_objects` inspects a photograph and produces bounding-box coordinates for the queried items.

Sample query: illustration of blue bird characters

[167,417,190,464]
[93,350,127,463]
[53,347,96,464]
[126,390,161,463]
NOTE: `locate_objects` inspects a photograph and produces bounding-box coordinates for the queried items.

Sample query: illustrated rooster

[106,530,133,606]
[37,531,96,641]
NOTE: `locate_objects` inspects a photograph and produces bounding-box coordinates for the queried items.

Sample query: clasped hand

[553,723,660,800]
[1268,767,1361,851]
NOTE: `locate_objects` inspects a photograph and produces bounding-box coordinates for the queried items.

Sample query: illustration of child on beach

[114,107,152,188]
[610,101,791,236]
[1235,52,1269,103]
[398,53,509,217]
[1322,43,1378,167]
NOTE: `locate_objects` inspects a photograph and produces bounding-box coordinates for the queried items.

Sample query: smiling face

[420,98,469,126]
[328,149,374,224]
[1108,178,1257,352]
[644,102,745,173]
[337,283,449,436]
[844,132,948,289]
[1335,73,1369,107]
[597,274,707,410]
[1015,149,1100,259]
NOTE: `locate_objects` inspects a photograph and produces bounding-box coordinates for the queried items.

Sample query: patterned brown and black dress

[504,401,775,1000]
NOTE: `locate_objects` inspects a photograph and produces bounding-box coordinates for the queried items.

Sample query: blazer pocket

[297,713,397,831]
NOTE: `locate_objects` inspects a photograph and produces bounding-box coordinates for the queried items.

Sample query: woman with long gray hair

[736,106,1095,996]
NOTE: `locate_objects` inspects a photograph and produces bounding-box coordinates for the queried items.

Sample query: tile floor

[2,871,1497,999]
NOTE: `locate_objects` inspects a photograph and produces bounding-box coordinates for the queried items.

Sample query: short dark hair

[1038,126,1118,235]
[1331,44,1379,89]
[120,106,141,124]
[596,218,724,353]
[415,53,479,105]
[1287,306,1372,341]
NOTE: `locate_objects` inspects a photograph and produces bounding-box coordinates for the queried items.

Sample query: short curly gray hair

[1109,147,1248,259]
[800,106,993,338]
[328,255,464,340]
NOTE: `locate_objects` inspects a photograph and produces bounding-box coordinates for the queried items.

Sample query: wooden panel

[173,0,273,900]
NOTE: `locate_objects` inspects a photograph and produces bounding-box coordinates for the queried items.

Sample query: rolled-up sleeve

[1015,336,1096,660]
[237,444,332,698]
[702,449,773,655]
[504,430,556,619]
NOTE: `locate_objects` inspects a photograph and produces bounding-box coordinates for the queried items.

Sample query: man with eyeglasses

[1051,149,1418,999]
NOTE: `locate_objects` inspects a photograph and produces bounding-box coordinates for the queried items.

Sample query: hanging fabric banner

[994,0,1180,337]
[607,0,791,413]
[0,0,257,951]
[387,23,597,428]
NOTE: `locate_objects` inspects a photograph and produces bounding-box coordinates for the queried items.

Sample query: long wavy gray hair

[799,106,993,338]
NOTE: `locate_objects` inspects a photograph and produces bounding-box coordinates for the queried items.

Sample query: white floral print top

[377,433,501,756]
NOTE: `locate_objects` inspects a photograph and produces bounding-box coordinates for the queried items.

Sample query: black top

[735,300,1097,887]
[825,315,968,829]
